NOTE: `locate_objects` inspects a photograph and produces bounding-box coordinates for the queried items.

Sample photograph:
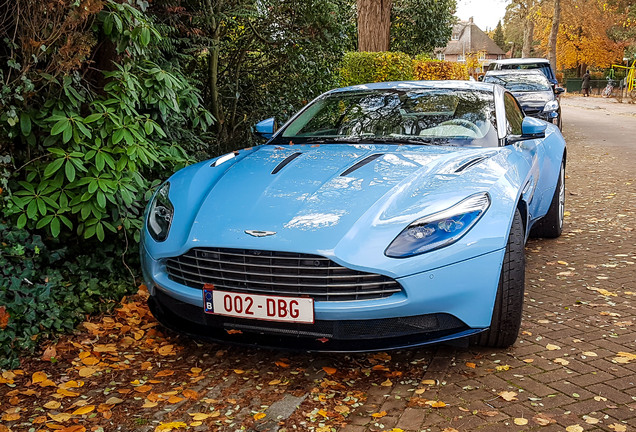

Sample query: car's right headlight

[385,192,490,258]
[147,182,174,242]
[543,100,559,112]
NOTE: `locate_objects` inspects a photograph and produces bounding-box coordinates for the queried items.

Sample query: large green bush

[0,0,212,367]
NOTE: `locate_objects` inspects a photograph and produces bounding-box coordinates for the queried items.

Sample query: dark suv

[487,58,558,87]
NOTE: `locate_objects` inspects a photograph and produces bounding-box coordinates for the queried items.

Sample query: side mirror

[554,87,565,95]
[507,117,547,144]
[477,75,484,82]
[253,117,277,140]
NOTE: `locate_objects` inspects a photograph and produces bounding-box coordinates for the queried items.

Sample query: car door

[503,92,546,224]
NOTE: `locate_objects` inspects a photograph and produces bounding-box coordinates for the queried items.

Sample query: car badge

[245,230,276,237]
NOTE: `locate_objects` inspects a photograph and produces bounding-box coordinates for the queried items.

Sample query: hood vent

[271,152,303,174]
[340,153,384,177]
[454,156,489,173]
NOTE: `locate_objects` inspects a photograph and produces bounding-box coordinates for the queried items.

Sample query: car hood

[512,91,554,110]
[175,144,504,255]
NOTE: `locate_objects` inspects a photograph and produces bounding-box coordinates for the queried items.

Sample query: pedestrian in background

[582,70,591,97]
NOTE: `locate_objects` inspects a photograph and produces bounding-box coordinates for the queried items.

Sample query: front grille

[165,248,403,302]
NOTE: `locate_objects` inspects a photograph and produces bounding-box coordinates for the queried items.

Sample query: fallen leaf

[57,389,80,397]
[226,329,242,335]
[371,411,387,418]
[594,395,608,401]
[155,370,175,377]
[104,397,124,405]
[546,344,561,351]
[32,371,47,384]
[253,412,266,421]
[498,391,518,401]
[44,400,62,410]
[234,369,245,374]
[414,388,426,394]
[155,421,187,431]
[48,412,72,422]
[465,362,476,368]
[565,425,584,432]
[381,379,393,387]
[274,360,289,368]
[42,345,57,361]
[322,367,337,375]
[2,412,20,421]
[72,405,95,415]
[81,357,99,366]
[523,358,534,363]
[189,413,212,421]
[495,364,511,371]
[190,367,202,374]
[268,379,281,385]
[421,379,437,385]
[142,400,158,408]
[78,367,97,377]
[608,424,627,432]
[480,410,499,417]
[334,405,350,414]
[426,400,447,408]
[442,429,459,432]
[167,396,184,404]
[554,358,570,366]
[157,345,175,356]
[533,413,556,426]
[585,416,600,424]
[0,306,10,329]
[514,418,528,425]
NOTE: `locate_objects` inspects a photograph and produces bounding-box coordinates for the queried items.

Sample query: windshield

[484,74,552,92]
[271,88,499,147]
[497,63,553,81]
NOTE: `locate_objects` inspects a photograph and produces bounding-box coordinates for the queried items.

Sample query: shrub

[0,222,133,368]
[413,59,469,80]
[339,51,414,86]
[339,52,468,86]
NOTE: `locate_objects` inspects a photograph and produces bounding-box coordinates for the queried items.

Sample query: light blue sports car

[141,81,566,351]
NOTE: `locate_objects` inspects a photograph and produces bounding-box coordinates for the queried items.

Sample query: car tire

[473,208,525,348]
[530,162,565,238]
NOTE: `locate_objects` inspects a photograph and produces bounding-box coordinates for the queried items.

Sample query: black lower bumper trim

[148,289,475,352]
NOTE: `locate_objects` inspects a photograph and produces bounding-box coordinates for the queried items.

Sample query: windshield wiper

[301,136,444,145]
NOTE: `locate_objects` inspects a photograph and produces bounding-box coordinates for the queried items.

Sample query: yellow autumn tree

[534,0,628,72]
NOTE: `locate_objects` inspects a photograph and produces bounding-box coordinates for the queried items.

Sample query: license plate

[203,289,314,323]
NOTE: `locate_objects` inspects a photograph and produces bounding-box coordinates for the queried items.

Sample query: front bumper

[141,245,506,350]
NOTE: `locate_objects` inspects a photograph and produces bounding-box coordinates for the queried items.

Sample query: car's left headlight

[147,182,174,242]
[385,192,490,258]
[543,100,559,112]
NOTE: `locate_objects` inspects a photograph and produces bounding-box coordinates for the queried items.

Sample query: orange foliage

[534,0,628,69]
[413,60,469,80]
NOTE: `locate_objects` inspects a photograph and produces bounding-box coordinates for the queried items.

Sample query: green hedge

[339,51,468,86]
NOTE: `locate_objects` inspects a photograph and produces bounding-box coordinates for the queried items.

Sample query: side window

[504,93,524,135]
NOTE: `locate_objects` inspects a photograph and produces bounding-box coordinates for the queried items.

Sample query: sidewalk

[561,94,636,117]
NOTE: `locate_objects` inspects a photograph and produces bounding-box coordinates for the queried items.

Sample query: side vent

[454,156,488,173]
[340,154,384,176]
[271,152,303,174]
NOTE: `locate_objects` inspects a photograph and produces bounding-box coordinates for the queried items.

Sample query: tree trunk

[547,0,560,73]
[357,0,392,52]
[204,0,225,140]
[522,17,534,58]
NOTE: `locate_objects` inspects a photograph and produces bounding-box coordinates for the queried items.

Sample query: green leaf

[17,213,27,228]
[96,191,106,208]
[76,121,92,138]
[44,158,65,178]
[140,27,151,46]
[50,118,70,136]
[112,128,124,144]
[84,113,102,123]
[96,223,105,241]
[95,152,105,170]
[50,217,61,237]
[103,13,113,35]
[27,200,38,219]
[62,125,72,143]
[65,161,76,182]
[20,112,32,136]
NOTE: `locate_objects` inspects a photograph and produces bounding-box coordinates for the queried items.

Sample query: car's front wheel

[530,162,565,238]
[473,208,525,348]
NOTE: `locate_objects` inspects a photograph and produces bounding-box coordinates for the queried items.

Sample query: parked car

[483,70,564,129]
[141,81,566,352]
[488,58,558,87]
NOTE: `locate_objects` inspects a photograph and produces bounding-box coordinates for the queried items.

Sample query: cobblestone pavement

[1,98,634,432]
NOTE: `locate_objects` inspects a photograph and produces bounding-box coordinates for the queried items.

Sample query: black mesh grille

[165,248,403,302]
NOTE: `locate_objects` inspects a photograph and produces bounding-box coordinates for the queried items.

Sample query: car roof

[332,80,496,94]
[491,58,550,65]
[485,70,548,80]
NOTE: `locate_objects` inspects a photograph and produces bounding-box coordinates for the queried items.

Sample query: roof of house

[439,18,506,56]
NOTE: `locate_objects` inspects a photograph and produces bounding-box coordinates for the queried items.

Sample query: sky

[455,0,510,32]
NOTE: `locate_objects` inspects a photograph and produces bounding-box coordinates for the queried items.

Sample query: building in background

[436,17,506,74]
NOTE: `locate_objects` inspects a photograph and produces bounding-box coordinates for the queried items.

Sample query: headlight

[543,100,559,112]
[385,192,490,258]
[147,182,174,242]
